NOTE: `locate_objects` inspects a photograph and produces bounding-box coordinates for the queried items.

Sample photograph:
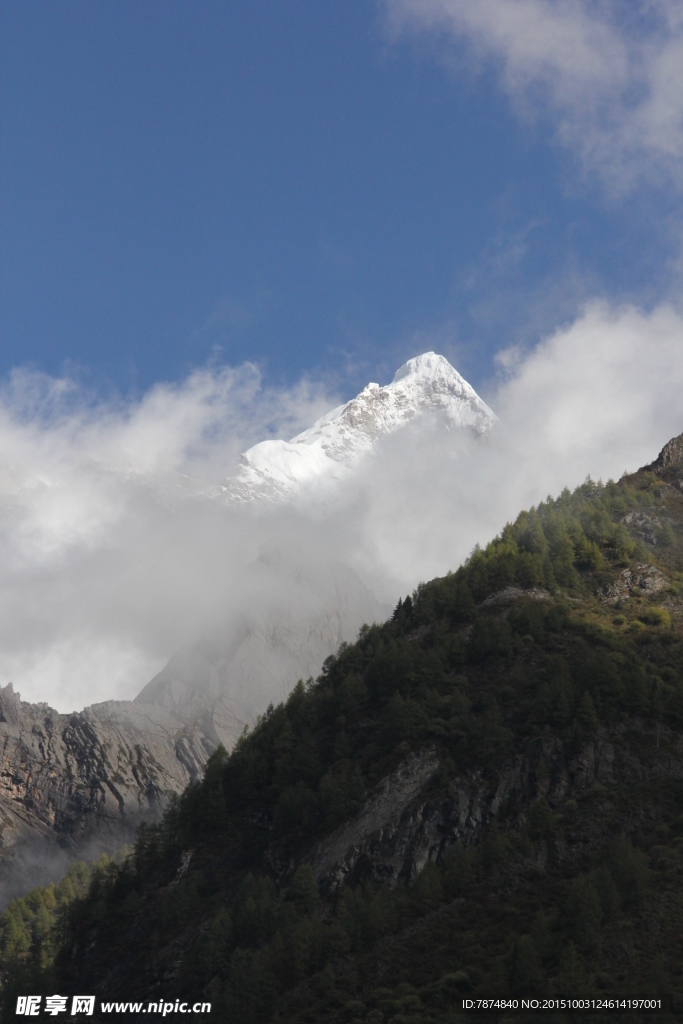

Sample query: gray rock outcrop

[650,431,683,470]
[0,684,215,906]
[304,726,683,894]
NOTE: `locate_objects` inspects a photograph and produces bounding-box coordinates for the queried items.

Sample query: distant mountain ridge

[228,352,496,501]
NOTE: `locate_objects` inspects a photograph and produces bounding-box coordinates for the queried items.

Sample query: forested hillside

[0,859,106,981]
[2,435,683,1023]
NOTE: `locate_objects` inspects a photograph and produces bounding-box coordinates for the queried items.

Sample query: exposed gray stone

[599,562,669,604]
[307,750,440,890]
[0,683,215,906]
[304,729,683,894]
[650,432,683,470]
[480,586,551,608]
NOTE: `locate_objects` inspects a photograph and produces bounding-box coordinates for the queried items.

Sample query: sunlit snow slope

[228,352,496,501]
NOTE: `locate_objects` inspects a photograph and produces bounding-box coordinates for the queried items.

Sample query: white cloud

[495,300,683,481]
[0,363,333,565]
[384,0,683,193]
[0,365,337,710]
[0,304,681,713]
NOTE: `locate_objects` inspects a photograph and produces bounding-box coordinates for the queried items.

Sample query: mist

[1,300,682,713]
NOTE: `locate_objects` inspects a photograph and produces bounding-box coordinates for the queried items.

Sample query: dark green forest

[2,443,683,1023]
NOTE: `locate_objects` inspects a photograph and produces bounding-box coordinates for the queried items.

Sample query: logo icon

[71,997,96,1016]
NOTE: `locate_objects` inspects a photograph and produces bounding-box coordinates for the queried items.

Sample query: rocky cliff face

[304,724,683,895]
[650,430,683,472]
[0,684,215,906]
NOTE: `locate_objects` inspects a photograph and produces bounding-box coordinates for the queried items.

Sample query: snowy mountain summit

[229,352,496,501]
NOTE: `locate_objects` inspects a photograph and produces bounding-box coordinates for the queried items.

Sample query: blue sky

[3,0,681,400]
[2,0,683,709]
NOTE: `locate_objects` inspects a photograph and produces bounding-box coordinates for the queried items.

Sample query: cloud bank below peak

[0,301,681,712]
[384,0,683,194]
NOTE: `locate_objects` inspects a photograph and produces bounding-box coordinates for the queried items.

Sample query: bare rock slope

[0,685,214,906]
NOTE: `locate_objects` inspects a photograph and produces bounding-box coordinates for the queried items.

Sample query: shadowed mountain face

[135,545,388,748]
[5,433,683,1019]
[649,431,683,473]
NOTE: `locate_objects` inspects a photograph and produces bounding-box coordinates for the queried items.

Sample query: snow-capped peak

[228,352,496,501]
[392,351,461,384]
